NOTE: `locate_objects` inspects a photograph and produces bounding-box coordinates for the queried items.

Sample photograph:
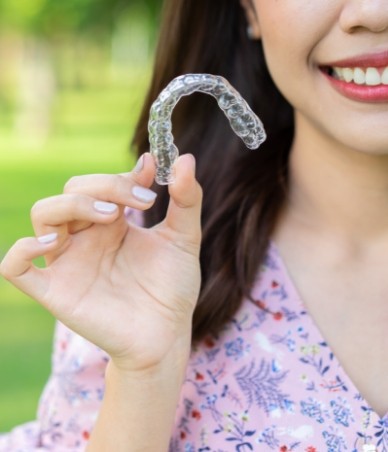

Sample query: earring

[247,25,260,40]
[247,25,255,40]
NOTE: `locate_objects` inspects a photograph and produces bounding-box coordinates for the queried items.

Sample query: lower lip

[321,70,388,103]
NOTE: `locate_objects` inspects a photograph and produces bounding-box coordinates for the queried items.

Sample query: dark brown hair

[132,0,294,342]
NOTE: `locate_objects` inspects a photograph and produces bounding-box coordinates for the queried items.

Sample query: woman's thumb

[165,154,203,245]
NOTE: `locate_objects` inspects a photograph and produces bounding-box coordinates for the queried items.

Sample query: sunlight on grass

[0,70,150,431]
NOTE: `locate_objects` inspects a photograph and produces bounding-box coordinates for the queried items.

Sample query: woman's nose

[339,0,388,34]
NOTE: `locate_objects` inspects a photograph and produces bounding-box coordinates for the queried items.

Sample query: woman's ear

[240,0,261,40]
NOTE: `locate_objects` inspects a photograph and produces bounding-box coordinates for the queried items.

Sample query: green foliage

[0,0,162,37]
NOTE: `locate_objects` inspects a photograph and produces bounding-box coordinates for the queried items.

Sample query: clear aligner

[148,73,267,185]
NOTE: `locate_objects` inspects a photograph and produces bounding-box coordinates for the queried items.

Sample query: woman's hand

[0,153,202,373]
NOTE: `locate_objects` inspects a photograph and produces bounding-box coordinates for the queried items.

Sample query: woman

[1,0,387,450]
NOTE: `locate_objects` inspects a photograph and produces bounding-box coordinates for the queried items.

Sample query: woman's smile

[248,0,388,153]
[320,50,388,102]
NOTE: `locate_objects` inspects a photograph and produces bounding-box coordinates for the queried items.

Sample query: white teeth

[331,66,388,85]
[354,68,366,85]
[332,67,343,79]
[365,67,380,86]
[342,68,353,83]
[382,67,388,85]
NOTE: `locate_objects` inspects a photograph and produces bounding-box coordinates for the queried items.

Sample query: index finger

[63,153,157,208]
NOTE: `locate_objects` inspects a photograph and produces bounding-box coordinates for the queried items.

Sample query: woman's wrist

[109,328,193,376]
[87,333,192,452]
[108,343,191,387]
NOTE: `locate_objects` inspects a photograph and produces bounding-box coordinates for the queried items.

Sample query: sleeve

[0,208,144,451]
[0,321,109,451]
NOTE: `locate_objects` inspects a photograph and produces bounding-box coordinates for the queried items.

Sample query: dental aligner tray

[148,73,266,185]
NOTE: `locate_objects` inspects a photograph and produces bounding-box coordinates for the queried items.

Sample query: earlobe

[240,0,261,40]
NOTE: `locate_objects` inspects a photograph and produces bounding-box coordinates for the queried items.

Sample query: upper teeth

[332,66,388,85]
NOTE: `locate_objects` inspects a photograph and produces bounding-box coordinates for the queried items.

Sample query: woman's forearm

[86,336,191,452]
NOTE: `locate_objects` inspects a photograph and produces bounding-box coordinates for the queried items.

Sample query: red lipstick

[324,50,388,68]
[323,73,388,103]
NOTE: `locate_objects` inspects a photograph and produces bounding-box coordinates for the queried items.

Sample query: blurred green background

[0,0,160,432]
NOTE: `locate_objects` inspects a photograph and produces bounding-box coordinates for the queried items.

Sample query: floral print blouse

[1,242,387,452]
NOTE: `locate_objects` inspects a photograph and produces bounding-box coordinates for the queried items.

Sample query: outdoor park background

[0,0,161,431]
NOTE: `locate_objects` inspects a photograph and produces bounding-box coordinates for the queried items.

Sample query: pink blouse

[1,242,387,452]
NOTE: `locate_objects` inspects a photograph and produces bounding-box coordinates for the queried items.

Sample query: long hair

[132,0,294,342]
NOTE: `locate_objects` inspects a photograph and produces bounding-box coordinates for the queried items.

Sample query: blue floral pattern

[0,241,387,451]
[169,243,388,451]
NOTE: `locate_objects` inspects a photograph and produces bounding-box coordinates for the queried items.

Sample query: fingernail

[132,186,157,203]
[94,201,118,214]
[133,155,144,173]
[37,233,58,244]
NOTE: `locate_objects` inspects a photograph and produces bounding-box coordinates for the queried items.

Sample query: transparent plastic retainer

[148,74,267,185]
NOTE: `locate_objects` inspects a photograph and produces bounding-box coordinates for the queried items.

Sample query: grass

[0,70,150,432]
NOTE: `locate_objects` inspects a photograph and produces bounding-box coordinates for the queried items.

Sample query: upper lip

[322,50,388,68]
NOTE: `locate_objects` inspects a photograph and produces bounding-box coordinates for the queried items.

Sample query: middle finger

[30,193,120,238]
